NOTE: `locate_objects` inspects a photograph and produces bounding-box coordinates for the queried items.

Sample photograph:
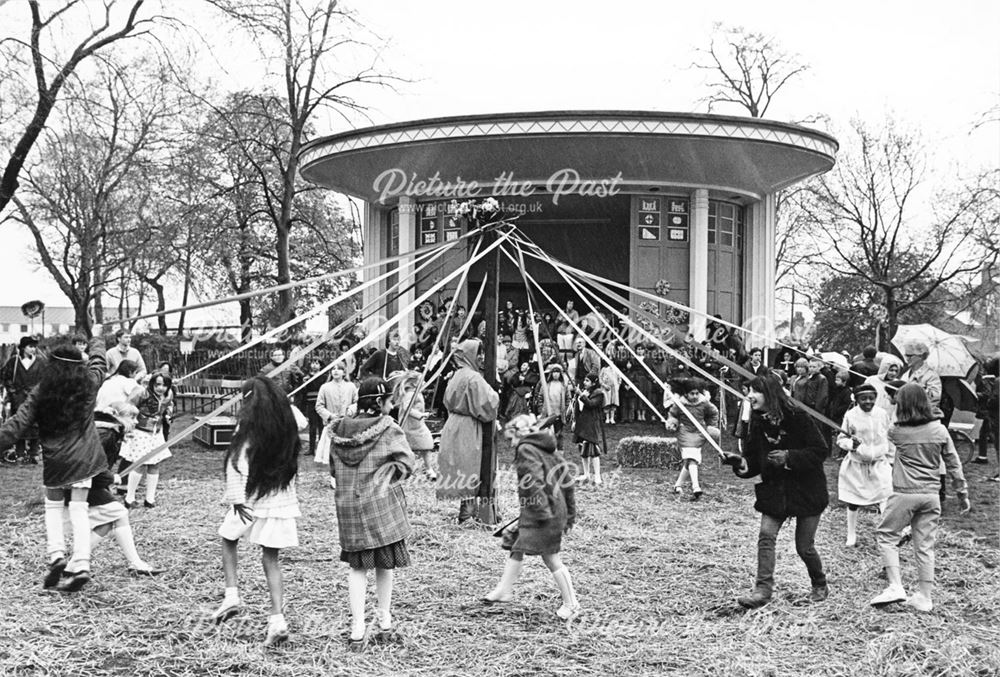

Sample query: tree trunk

[884,291,898,353]
[177,247,192,335]
[239,299,253,344]
[276,221,292,323]
[147,278,168,334]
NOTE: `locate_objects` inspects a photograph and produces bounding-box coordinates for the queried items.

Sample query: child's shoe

[556,602,580,621]
[692,490,703,501]
[43,557,68,589]
[59,570,91,593]
[211,597,242,624]
[737,588,771,609]
[905,592,933,612]
[264,616,289,647]
[870,584,906,606]
[808,585,829,602]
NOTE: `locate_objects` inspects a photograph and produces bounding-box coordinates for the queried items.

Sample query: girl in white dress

[836,383,893,546]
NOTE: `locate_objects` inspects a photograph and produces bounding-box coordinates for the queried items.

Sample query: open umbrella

[891,324,978,379]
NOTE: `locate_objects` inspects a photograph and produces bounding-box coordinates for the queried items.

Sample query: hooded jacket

[331,414,415,552]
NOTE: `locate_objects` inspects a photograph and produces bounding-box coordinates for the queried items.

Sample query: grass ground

[1,416,998,677]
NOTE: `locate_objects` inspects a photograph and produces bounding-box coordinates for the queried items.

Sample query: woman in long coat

[436,339,500,523]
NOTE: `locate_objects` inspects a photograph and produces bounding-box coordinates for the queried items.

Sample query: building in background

[299,111,837,343]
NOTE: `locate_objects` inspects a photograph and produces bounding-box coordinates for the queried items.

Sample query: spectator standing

[106,331,147,382]
[1,336,46,464]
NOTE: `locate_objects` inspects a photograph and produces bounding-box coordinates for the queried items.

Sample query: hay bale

[615,435,679,468]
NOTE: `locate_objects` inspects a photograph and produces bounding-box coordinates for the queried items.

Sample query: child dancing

[212,377,301,647]
[573,372,605,485]
[870,383,969,612]
[665,378,721,500]
[394,371,437,481]
[120,373,174,508]
[482,414,579,620]
[836,383,893,547]
[314,362,358,488]
[0,339,109,592]
[330,377,415,648]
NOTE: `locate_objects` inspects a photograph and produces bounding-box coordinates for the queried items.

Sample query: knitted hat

[357,377,389,402]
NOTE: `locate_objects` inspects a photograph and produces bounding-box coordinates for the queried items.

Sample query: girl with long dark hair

[725,370,830,609]
[212,376,301,647]
[0,339,108,592]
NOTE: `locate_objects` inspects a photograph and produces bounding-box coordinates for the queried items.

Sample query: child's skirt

[340,540,410,569]
[838,455,892,505]
[120,429,172,465]
[218,507,299,549]
[680,446,703,464]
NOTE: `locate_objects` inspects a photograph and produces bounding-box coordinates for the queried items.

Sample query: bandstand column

[745,193,777,346]
[688,188,709,340]
[397,197,418,342]
[361,201,383,335]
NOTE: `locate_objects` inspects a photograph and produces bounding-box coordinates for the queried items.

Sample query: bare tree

[694,23,809,119]
[799,119,998,349]
[0,0,166,217]
[3,59,173,337]
[206,0,396,323]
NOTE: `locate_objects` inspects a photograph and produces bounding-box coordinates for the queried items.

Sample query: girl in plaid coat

[331,377,416,648]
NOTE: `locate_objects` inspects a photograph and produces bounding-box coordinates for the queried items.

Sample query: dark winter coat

[573,386,605,445]
[509,430,576,555]
[331,414,415,552]
[0,340,108,487]
[734,406,829,518]
[827,384,853,426]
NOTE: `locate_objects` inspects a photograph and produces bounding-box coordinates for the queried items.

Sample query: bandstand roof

[298,111,838,204]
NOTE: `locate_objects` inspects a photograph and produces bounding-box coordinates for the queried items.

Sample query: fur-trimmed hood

[331,415,395,466]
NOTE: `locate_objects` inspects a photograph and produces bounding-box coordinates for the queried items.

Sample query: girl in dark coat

[574,372,605,485]
[0,339,108,592]
[725,371,830,609]
[482,414,579,620]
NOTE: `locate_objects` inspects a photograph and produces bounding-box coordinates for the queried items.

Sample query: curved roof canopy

[299,111,837,204]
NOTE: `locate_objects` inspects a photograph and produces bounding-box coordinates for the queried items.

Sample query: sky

[1,0,997,320]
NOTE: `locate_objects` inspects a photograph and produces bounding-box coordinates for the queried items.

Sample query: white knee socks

[675,466,690,490]
[44,499,66,562]
[126,471,142,503]
[551,567,580,619]
[112,520,147,568]
[145,471,159,503]
[375,568,394,629]
[485,556,523,602]
[846,510,858,547]
[688,462,700,493]
[347,568,368,639]
[67,501,92,572]
[593,458,603,485]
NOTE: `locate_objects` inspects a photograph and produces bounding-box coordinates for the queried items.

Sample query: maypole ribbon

[504,240,726,459]
[287,234,483,398]
[114,228,484,326]
[120,232,510,475]
[176,241,457,384]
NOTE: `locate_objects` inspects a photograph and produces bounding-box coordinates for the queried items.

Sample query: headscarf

[876,354,903,379]
[453,338,482,373]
